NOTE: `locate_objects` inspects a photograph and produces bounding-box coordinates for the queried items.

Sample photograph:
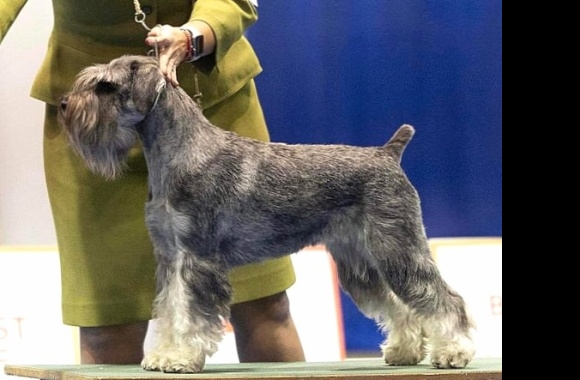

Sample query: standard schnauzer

[58,55,476,373]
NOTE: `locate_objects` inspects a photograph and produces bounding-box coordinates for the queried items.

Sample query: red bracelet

[180,28,194,62]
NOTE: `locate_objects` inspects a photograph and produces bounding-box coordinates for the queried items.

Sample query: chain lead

[133,0,159,57]
[132,0,201,105]
[133,0,151,30]
[134,11,151,31]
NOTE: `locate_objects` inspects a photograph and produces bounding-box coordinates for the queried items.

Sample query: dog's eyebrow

[129,61,140,83]
[95,81,117,94]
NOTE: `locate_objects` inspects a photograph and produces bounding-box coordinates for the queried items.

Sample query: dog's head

[58,55,167,179]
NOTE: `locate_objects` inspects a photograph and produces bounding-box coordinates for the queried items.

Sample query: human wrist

[180,26,203,62]
[179,27,194,62]
[181,21,215,60]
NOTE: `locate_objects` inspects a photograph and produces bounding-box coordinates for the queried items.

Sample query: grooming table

[4,358,501,380]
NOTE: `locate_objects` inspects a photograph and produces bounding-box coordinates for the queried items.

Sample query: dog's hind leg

[365,226,476,369]
[142,250,231,373]
[334,260,427,365]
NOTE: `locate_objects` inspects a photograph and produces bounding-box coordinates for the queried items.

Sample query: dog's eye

[95,81,117,94]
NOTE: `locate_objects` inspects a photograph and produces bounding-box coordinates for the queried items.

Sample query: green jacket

[0,0,262,109]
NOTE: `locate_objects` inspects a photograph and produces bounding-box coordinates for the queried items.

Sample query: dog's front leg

[142,249,232,373]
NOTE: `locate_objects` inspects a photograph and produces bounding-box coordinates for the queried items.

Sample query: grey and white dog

[58,55,476,373]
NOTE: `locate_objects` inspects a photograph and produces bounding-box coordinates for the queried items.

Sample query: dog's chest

[145,199,184,253]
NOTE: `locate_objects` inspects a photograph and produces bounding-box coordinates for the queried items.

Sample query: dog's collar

[149,79,166,114]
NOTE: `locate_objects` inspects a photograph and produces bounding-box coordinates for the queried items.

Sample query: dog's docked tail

[382,124,415,164]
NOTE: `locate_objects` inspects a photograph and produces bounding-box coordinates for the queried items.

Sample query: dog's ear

[128,57,167,114]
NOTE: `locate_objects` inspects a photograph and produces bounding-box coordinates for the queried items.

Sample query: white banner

[430,237,502,358]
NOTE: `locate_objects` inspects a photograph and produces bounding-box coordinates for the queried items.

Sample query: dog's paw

[430,351,472,369]
[141,351,205,373]
[382,343,425,366]
[429,337,476,369]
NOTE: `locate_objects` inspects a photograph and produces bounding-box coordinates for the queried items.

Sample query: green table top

[4,357,502,380]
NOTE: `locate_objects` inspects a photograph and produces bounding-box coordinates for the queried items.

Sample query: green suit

[1,0,296,326]
[2,0,262,110]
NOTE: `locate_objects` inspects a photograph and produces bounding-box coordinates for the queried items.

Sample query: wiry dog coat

[58,55,476,373]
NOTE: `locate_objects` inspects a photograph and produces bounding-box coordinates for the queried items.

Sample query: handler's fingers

[157,54,180,87]
[144,25,185,86]
[170,65,180,87]
[145,24,163,47]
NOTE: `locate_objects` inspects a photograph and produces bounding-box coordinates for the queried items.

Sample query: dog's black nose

[60,98,68,111]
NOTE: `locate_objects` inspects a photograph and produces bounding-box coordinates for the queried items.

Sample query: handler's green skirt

[43,80,296,326]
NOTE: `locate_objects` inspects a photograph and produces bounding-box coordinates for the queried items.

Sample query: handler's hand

[145,24,188,87]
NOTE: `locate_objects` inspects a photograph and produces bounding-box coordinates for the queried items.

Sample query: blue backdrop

[247,0,502,353]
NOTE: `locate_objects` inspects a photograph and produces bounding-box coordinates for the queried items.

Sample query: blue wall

[247,0,502,353]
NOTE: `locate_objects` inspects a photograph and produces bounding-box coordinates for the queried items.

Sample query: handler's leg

[80,322,148,364]
[231,291,305,362]
[79,292,306,365]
